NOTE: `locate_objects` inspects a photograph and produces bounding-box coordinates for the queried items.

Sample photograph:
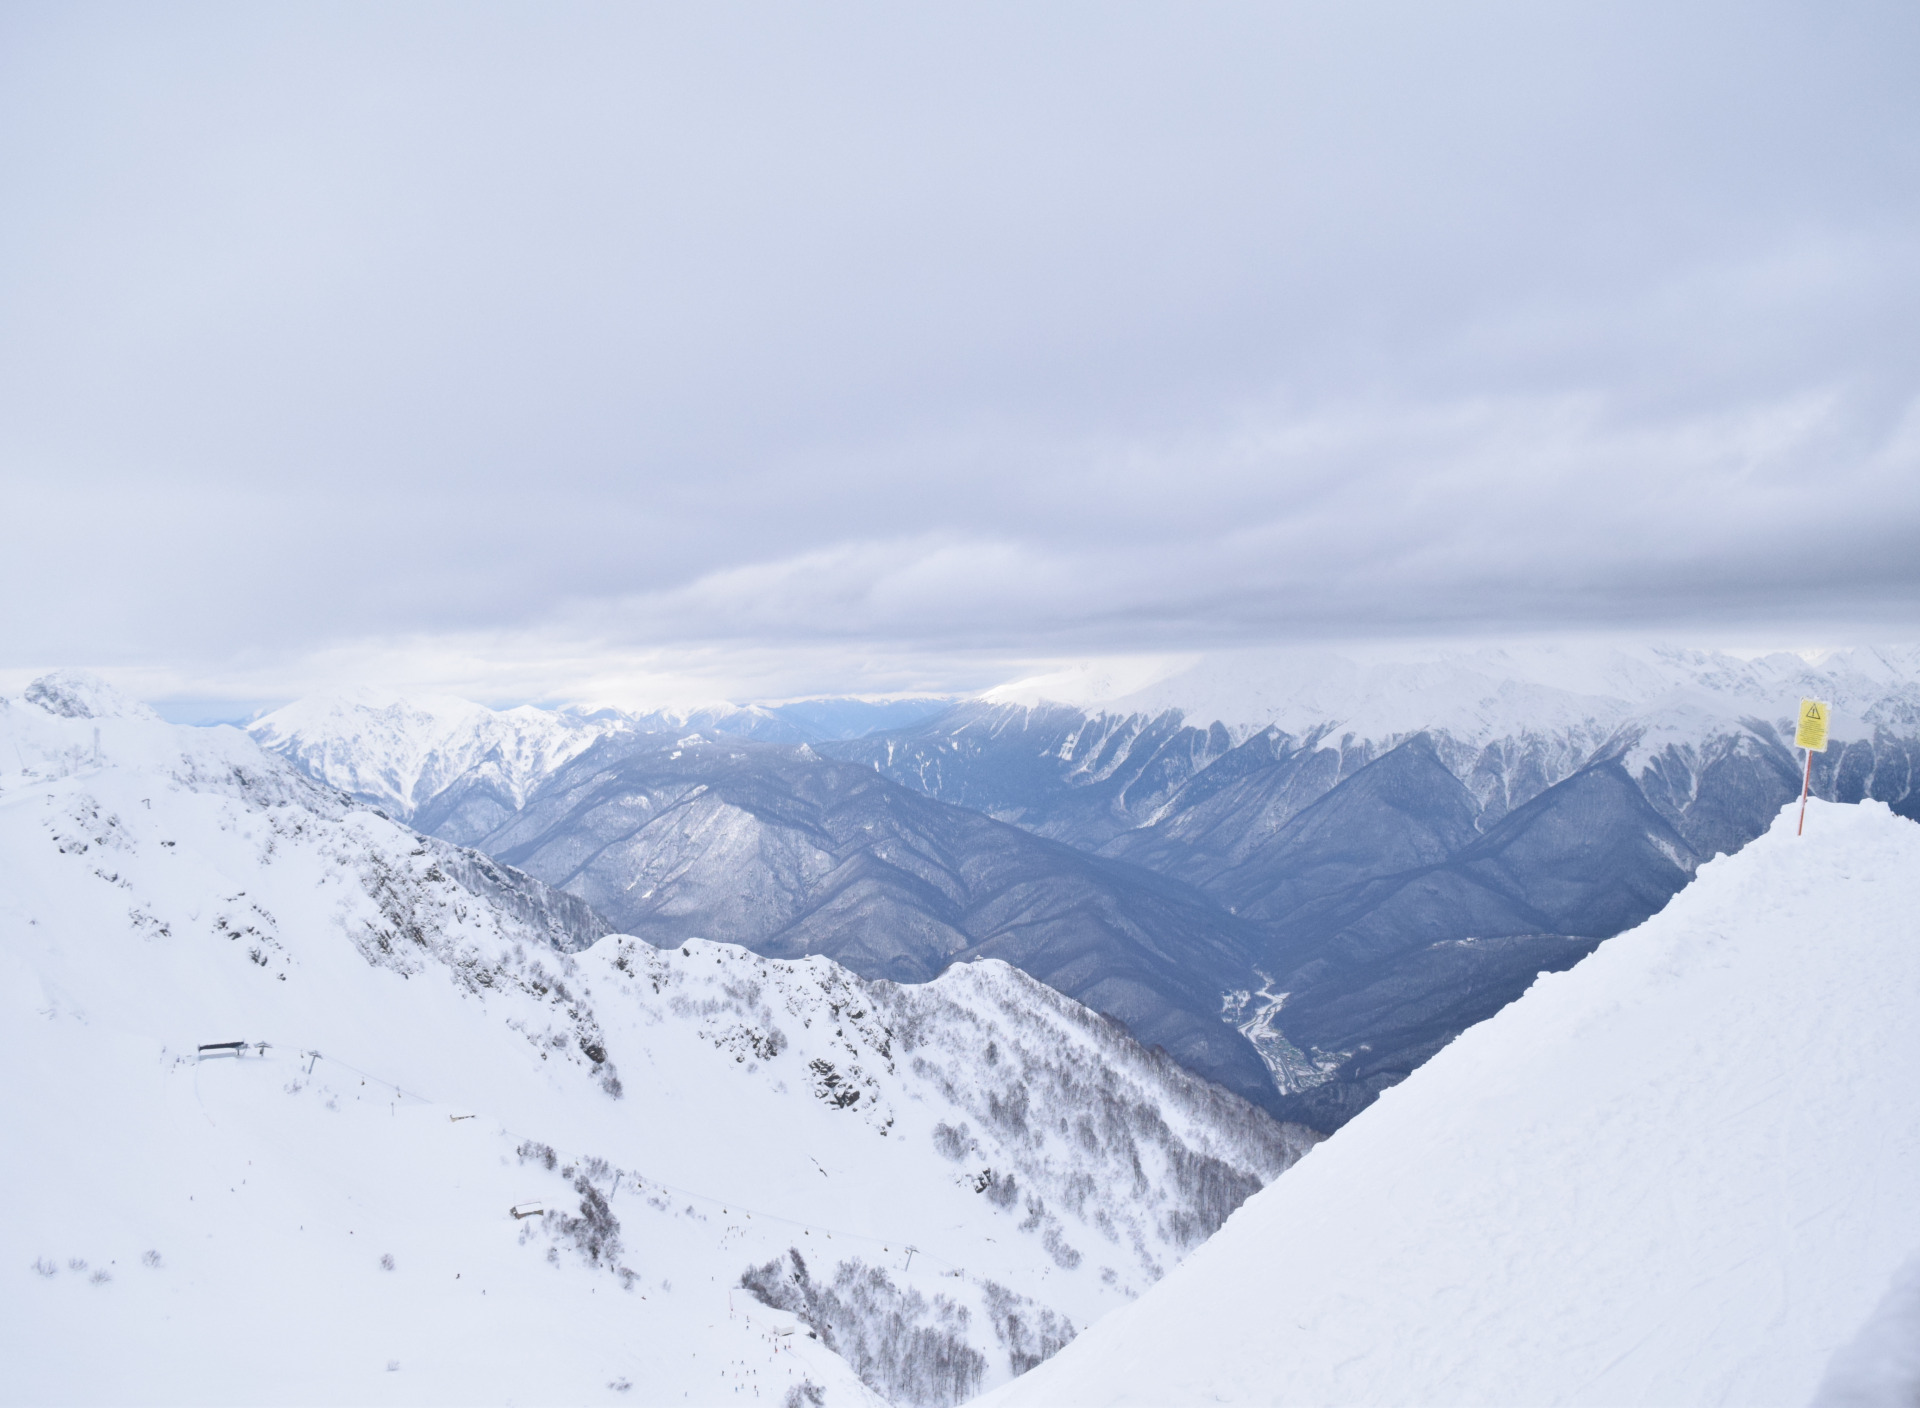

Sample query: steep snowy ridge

[982,798,1920,1408]
[2,676,1309,1406]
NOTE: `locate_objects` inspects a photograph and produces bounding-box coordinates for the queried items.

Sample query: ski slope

[982,797,1920,1407]
[0,675,1311,1407]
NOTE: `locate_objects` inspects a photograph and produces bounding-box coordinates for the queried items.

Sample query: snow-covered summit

[22,668,161,721]
[246,689,626,823]
[983,797,1920,1407]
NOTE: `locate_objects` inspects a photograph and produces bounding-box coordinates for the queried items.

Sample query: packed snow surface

[0,677,1311,1407]
[982,797,1920,1408]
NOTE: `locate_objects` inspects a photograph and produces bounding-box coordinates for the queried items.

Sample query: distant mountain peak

[24,669,160,722]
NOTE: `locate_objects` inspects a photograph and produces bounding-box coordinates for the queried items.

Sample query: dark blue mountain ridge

[479,732,1280,1111]
[826,701,1920,865]
[1243,754,1700,1128]
[474,725,1717,1132]
[831,702,1248,847]
[1177,736,1483,924]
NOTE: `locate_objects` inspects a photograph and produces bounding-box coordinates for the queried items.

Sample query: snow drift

[981,797,1920,1407]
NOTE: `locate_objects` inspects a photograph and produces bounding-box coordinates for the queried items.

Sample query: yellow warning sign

[1796,699,1830,752]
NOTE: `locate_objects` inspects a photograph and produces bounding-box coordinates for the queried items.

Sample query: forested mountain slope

[1,674,1313,1407]
[480,733,1281,1113]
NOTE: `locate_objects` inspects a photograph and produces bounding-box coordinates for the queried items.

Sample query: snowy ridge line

[284,1043,976,1276]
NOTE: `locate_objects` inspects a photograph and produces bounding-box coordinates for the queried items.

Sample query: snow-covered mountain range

[0,674,1312,1406]
[981,643,1920,755]
[248,645,1920,858]
[979,796,1920,1407]
[247,692,954,844]
[245,690,631,840]
[854,644,1920,852]
[16,651,1920,1404]
[233,643,1920,1135]
[825,645,1920,1126]
[479,732,1282,1113]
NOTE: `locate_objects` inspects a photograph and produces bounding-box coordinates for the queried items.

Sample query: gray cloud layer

[3,2,1916,703]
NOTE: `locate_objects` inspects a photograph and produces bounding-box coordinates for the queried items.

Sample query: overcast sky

[3,2,1917,709]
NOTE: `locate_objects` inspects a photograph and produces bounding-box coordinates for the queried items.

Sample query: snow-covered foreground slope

[982,798,1920,1408]
[0,676,1311,1407]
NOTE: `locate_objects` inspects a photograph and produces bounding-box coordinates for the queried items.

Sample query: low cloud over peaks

[3,2,1917,705]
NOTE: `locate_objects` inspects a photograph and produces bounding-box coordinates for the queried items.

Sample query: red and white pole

[1797,747,1814,836]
